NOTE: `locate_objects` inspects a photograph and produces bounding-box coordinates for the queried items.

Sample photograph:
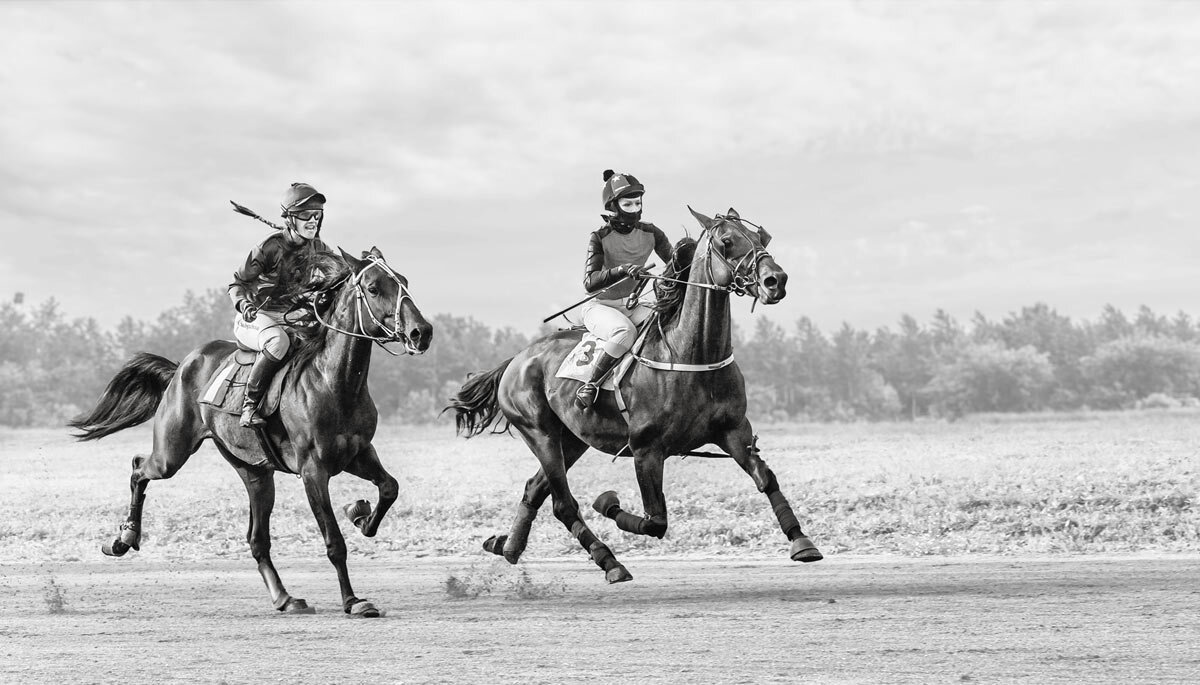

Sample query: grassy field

[0,410,1196,564]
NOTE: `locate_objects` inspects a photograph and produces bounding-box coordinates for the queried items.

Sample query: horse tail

[68,352,179,441]
[443,357,514,438]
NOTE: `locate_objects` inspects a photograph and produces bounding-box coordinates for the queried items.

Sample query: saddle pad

[198,354,293,418]
[554,333,635,391]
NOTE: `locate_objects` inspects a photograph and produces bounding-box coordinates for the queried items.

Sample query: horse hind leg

[485,431,588,564]
[484,475,546,564]
[102,456,148,556]
[510,423,631,584]
[102,405,202,557]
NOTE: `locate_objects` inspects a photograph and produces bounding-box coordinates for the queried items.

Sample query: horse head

[336,247,434,354]
[688,206,787,305]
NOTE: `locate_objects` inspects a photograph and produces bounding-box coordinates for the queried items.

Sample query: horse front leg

[300,463,379,617]
[593,449,670,539]
[219,451,312,614]
[340,444,398,538]
[717,419,823,562]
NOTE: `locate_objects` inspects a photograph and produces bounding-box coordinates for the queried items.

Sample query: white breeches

[581,299,654,356]
[233,311,291,361]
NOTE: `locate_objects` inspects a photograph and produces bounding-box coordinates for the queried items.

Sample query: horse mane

[274,249,352,371]
[644,237,697,344]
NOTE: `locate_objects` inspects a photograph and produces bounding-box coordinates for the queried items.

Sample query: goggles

[289,209,323,221]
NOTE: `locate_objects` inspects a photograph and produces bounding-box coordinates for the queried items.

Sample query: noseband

[312,254,421,356]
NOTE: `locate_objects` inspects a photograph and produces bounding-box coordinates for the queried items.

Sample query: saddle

[554,320,654,419]
[198,345,296,419]
[554,333,637,390]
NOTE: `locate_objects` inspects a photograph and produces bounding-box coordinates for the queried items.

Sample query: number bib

[554,333,634,390]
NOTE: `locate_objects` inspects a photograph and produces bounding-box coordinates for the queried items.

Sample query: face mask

[615,197,642,225]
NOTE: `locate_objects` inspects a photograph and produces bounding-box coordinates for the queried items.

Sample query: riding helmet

[280,182,327,216]
[601,170,644,211]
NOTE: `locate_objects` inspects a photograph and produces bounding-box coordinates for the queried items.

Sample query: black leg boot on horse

[575,350,621,410]
[241,352,285,427]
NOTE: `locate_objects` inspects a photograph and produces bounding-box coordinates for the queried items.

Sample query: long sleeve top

[583,219,672,304]
[228,232,332,315]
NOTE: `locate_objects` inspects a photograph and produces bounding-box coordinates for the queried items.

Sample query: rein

[632,214,772,372]
[642,215,772,296]
[309,255,421,356]
[641,273,726,291]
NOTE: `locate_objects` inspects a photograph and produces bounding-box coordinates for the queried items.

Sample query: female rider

[228,182,331,427]
[576,170,674,409]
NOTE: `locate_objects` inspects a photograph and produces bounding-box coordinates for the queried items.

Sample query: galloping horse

[70,247,433,615]
[446,208,821,583]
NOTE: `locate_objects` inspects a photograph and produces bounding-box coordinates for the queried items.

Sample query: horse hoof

[118,525,140,551]
[483,535,507,556]
[342,500,372,531]
[347,600,380,618]
[279,597,315,614]
[605,565,633,584]
[593,490,621,518]
[101,539,130,557]
[790,537,824,563]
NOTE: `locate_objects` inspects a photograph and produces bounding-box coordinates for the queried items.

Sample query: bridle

[648,214,773,298]
[310,254,422,356]
[703,214,774,297]
[629,214,775,373]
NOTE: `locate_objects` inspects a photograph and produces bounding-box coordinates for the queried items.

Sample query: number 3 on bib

[575,340,596,367]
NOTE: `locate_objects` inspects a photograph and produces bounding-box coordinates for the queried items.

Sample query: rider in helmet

[228,182,331,427]
[576,170,674,409]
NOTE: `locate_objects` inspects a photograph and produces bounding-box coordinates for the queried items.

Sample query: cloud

[3,1,1200,333]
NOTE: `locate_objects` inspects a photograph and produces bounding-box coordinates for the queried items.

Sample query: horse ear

[725,207,740,219]
[361,246,384,260]
[687,205,714,230]
[338,247,362,268]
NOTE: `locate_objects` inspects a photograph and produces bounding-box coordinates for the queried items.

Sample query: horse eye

[367,285,379,296]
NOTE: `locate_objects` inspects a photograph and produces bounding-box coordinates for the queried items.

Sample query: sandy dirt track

[1,555,1197,684]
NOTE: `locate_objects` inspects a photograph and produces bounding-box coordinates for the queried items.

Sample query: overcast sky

[3,0,1199,338]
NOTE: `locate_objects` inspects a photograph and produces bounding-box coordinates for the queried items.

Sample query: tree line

[2,290,1198,427]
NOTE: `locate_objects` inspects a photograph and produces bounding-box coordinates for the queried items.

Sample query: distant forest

[2,289,1199,427]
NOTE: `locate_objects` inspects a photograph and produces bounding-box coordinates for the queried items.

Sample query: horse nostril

[763,275,778,290]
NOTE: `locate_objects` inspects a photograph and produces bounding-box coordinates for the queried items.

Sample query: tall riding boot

[240,353,285,427]
[575,350,622,410]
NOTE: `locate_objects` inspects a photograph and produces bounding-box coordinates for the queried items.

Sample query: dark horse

[446,208,821,583]
[69,247,433,615]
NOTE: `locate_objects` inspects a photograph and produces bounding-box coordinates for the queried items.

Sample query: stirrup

[240,401,265,427]
[575,382,599,409]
